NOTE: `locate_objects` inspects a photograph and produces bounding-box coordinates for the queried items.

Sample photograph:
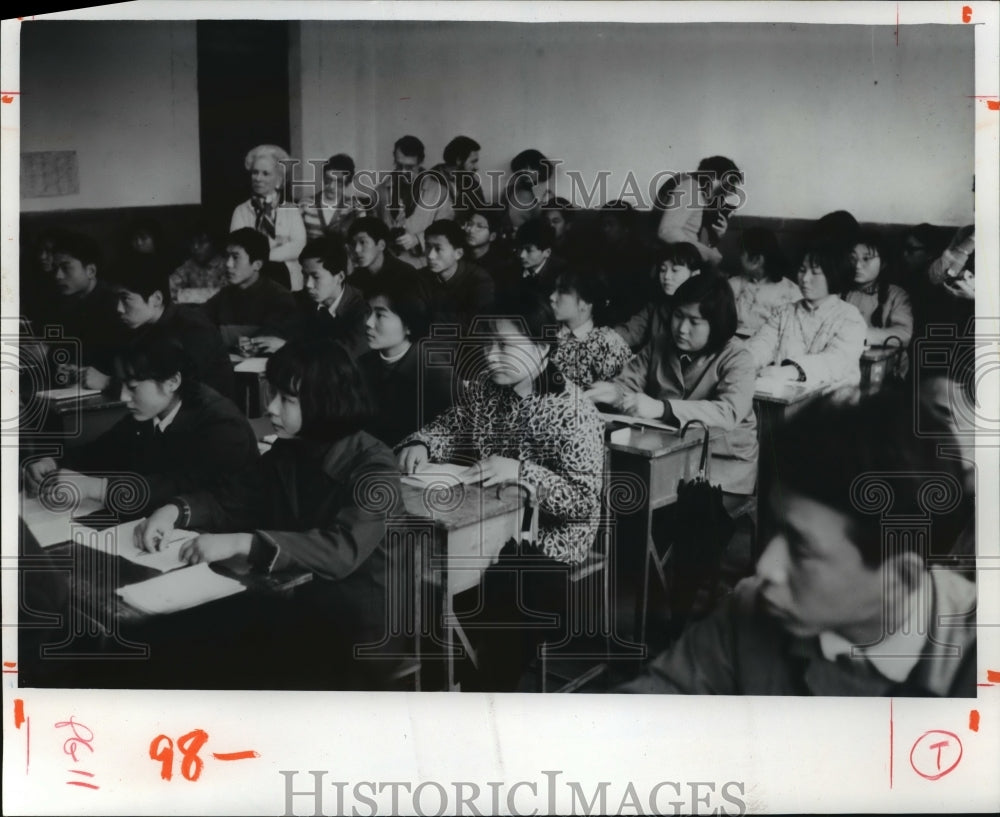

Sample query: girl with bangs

[843,231,914,347]
[138,338,407,689]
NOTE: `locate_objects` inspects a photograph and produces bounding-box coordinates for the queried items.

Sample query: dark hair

[424,219,466,252]
[515,218,556,252]
[542,196,574,215]
[671,273,737,355]
[126,216,163,249]
[114,325,199,401]
[52,232,102,270]
[187,221,218,246]
[741,227,789,283]
[459,207,503,235]
[300,235,348,274]
[696,155,742,184]
[321,153,356,184]
[226,227,269,266]
[364,270,431,340]
[849,230,892,327]
[812,210,860,252]
[265,338,373,442]
[394,135,425,163]
[443,136,481,167]
[510,148,552,182]
[554,268,612,326]
[110,253,173,305]
[347,216,390,247]
[483,289,559,348]
[654,241,704,274]
[653,156,742,210]
[766,387,968,567]
[799,244,853,296]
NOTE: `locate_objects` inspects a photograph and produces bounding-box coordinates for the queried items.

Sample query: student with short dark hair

[459,208,518,293]
[844,231,914,347]
[138,338,407,690]
[298,153,369,240]
[202,228,298,350]
[744,245,867,384]
[540,196,574,255]
[358,271,454,447]
[397,290,604,691]
[503,148,553,233]
[24,326,258,518]
[110,255,236,400]
[253,236,370,360]
[615,241,703,351]
[620,388,977,696]
[549,268,633,388]
[420,219,495,331]
[591,274,758,496]
[346,217,417,296]
[433,135,485,211]
[515,217,564,298]
[729,227,802,337]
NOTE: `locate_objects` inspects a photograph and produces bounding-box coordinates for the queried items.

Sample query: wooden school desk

[23,388,128,448]
[603,419,721,649]
[231,354,269,418]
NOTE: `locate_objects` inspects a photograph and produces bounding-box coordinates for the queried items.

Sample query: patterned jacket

[552,323,634,389]
[400,362,604,563]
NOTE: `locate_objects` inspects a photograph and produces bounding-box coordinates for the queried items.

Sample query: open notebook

[74,518,200,573]
[21,494,105,548]
[116,563,246,615]
[599,412,679,432]
[401,463,482,490]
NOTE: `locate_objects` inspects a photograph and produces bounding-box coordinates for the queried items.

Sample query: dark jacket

[61,383,258,517]
[143,305,236,400]
[420,258,495,332]
[277,284,370,360]
[46,281,127,373]
[349,253,417,298]
[359,345,454,447]
[202,275,297,347]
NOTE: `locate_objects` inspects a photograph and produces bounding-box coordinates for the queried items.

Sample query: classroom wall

[290,21,974,227]
[19,21,200,213]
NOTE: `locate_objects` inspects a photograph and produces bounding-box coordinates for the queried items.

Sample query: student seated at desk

[109,256,236,400]
[202,228,298,350]
[358,271,454,447]
[549,268,633,389]
[24,327,258,518]
[589,274,758,499]
[620,389,977,696]
[397,291,604,691]
[459,208,517,290]
[843,232,914,347]
[138,339,406,690]
[515,218,565,299]
[252,236,369,360]
[347,217,417,296]
[420,219,495,332]
[615,241,703,352]
[743,245,867,385]
[728,227,801,338]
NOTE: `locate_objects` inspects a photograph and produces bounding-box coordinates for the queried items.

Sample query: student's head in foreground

[739,227,789,283]
[300,236,348,307]
[669,273,737,356]
[516,218,556,273]
[52,232,102,297]
[111,255,172,329]
[480,291,557,393]
[796,244,853,304]
[264,338,373,441]
[224,228,269,288]
[654,241,703,298]
[364,272,430,358]
[550,268,612,328]
[758,388,967,641]
[114,327,199,422]
[347,217,390,271]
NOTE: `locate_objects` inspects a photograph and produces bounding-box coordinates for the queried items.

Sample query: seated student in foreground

[346,217,417,295]
[549,268,633,389]
[620,389,977,696]
[728,227,801,337]
[138,339,407,690]
[358,272,454,447]
[109,257,236,400]
[420,219,495,332]
[202,228,297,350]
[589,274,758,500]
[615,241,703,351]
[24,327,258,519]
[252,236,369,360]
[843,231,914,347]
[397,292,605,691]
[743,245,867,385]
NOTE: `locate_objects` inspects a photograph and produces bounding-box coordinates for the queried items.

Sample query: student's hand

[584,381,623,409]
[55,362,82,386]
[81,367,111,391]
[395,232,419,251]
[39,469,106,504]
[398,444,430,475]
[178,532,253,565]
[24,457,59,496]
[251,336,286,354]
[136,504,181,552]
[468,455,521,488]
[711,213,729,238]
[621,392,666,419]
[758,364,798,382]
[943,271,975,300]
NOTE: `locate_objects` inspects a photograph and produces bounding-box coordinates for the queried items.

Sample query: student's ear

[541,247,552,262]
[150,290,165,310]
[250,259,264,274]
[375,239,386,254]
[488,230,497,243]
[453,243,465,260]
[334,270,346,285]
[162,372,182,396]
[85,263,98,281]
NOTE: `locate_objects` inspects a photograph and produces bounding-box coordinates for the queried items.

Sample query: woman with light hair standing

[230,144,307,291]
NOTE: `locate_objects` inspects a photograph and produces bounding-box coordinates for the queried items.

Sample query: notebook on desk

[599,412,679,433]
[402,463,482,490]
[116,563,246,615]
[35,386,103,401]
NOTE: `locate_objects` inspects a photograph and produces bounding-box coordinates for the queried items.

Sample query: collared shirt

[379,343,411,365]
[153,400,183,433]
[322,289,345,319]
